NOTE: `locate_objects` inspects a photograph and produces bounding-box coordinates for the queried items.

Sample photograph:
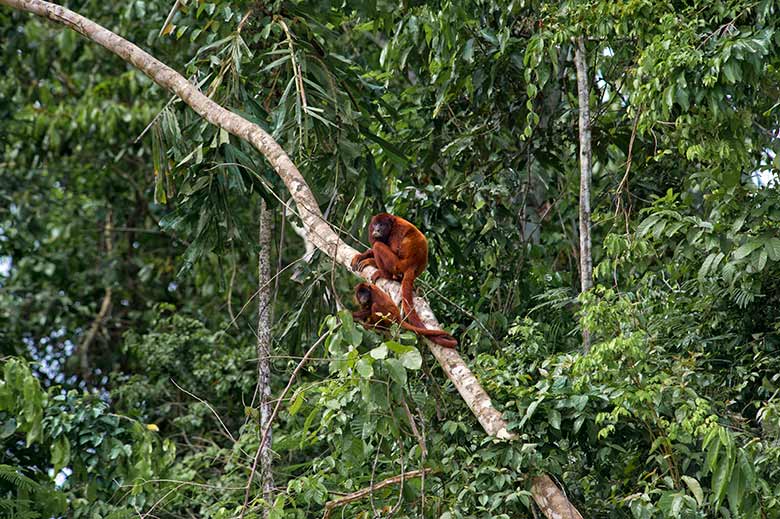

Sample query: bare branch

[321,469,432,519]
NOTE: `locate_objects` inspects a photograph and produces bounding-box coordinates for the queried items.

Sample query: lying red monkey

[353,283,457,348]
[351,213,428,328]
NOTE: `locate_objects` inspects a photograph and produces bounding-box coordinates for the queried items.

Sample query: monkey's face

[370,217,391,241]
[356,286,372,306]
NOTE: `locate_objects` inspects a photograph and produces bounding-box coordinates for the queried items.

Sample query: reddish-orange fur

[352,283,457,348]
[351,213,428,328]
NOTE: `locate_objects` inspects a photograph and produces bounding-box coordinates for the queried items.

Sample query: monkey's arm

[350,249,374,270]
[352,308,372,321]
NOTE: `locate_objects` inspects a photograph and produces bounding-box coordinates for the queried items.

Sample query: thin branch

[387,440,406,517]
[170,379,236,443]
[401,397,426,458]
[615,108,642,233]
[239,328,334,518]
[321,469,432,519]
[227,252,239,326]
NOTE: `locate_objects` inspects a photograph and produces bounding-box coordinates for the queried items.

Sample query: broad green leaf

[733,240,762,260]
[698,253,718,282]
[681,475,704,506]
[288,390,305,416]
[727,461,744,512]
[706,433,721,472]
[548,409,561,430]
[0,419,16,439]
[370,344,388,360]
[671,495,683,516]
[356,358,374,378]
[765,238,780,261]
[711,455,734,506]
[637,214,662,236]
[400,349,422,370]
[386,341,413,355]
[384,358,407,385]
[51,436,71,474]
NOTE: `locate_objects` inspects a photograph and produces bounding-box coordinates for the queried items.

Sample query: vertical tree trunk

[574,36,593,353]
[256,199,274,517]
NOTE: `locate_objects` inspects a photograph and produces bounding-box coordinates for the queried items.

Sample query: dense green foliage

[2,0,780,517]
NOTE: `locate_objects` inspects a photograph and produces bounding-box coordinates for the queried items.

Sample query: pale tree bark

[0,2,584,517]
[254,199,274,517]
[574,36,593,354]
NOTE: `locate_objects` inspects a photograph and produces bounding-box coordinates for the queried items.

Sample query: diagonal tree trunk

[0,1,584,517]
[574,35,593,354]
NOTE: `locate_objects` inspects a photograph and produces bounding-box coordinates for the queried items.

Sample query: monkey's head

[355,283,373,307]
[369,213,393,241]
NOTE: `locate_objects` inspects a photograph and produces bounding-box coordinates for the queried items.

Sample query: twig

[615,107,642,232]
[227,251,238,326]
[170,379,236,443]
[158,0,182,37]
[387,440,406,517]
[369,436,382,517]
[236,8,253,34]
[321,469,432,519]
[401,397,426,458]
[239,328,335,518]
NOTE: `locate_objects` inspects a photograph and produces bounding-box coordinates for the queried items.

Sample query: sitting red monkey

[351,213,429,328]
[352,282,457,348]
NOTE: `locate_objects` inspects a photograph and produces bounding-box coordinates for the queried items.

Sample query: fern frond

[0,465,38,492]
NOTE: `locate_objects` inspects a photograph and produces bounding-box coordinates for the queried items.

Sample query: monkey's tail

[400,323,458,349]
[401,273,426,328]
[427,334,458,348]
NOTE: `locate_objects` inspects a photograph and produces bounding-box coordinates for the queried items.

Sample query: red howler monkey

[351,213,428,328]
[353,283,457,348]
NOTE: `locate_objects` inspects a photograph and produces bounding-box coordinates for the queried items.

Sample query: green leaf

[711,455,733,506]
[370,344,388,360]
[548,409,561,430]
[385,341,412,355]
[0,419,16,439]
[755,248,768,271]
[400,349,422,370]
[671,495,683,516]
[706,433,721,472]
[765,238,780,261]
[722,60,741,83]
[356,358,374,379]
[463,38,474,62]
[637,214,662,236]
[384,358,407,385]
[288,390,305,416]
[733,240,762,260]
[572,415,585,434]
[681,475,704,506]
[269,495,286,519]
[727,461,744,512]
[698,253,717,282]
[51,436,71,474]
